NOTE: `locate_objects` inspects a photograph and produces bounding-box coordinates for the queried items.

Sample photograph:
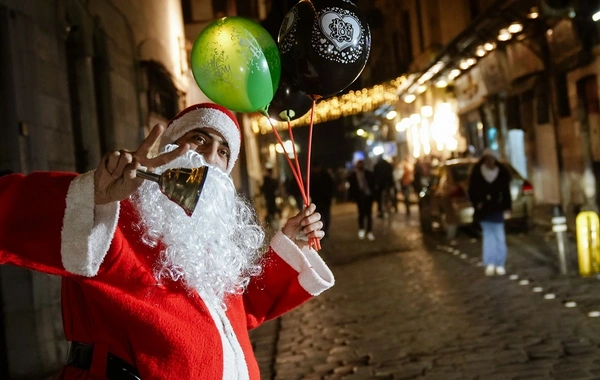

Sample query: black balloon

[268,74,314,121]
[277,0,371,99]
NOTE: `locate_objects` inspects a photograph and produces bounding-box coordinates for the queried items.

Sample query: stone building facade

[0,0,188,377]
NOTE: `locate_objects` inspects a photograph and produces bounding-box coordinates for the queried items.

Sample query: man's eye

[193,135,207,144]
[220,149,230,158]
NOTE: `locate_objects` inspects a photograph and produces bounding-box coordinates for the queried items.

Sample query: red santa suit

[0,170,335,379]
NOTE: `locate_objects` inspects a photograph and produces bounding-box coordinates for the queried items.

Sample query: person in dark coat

[373,157,395,217]
[261,168,280,224]
[467,149,512,276]
[309,161,334,237]
[347,160,376,241]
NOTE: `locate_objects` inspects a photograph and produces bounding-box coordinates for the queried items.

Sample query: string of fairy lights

[251,76,406,134]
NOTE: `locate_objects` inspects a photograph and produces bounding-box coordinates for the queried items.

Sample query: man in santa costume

[0,103,334,379]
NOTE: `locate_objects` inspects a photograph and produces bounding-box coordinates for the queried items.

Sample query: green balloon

[191,17,281,113]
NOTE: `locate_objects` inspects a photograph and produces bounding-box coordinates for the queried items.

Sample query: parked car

[418,158,534,232]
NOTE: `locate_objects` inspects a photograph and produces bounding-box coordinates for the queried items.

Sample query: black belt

[67,341,141,380]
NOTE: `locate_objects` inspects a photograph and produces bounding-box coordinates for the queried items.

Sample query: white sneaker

[485,265,495,276]
[367,232,375,241]
[358,229,366,240]
[495,266,506,276]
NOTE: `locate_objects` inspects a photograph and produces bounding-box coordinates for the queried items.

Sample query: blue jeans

[480,221,507,267]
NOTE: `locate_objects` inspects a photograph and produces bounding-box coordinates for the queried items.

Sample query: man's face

[356,161,364,171]
[177,128,230,172]
[484,156,496,169]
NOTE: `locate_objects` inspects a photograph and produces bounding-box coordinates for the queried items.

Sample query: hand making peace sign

[94,124,190,205]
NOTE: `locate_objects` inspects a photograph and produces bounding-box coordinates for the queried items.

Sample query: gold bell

[136,167,209,216]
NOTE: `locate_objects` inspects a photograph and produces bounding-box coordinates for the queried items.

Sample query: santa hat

[160,103,241,173]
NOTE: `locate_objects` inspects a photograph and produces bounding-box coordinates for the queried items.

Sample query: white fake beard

[131,145,265,309]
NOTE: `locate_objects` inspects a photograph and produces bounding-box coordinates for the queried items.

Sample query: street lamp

[448,69,461,80]
[396,118,410,132]
[498,28,512,41]
[528,7,540,19]
[410,113,421,124]
[373,146,384,156]
[421,106,433,118]
[508,22,523,34]
[484,42,497,51]
[434,78,448,88]
[403,94,416,103]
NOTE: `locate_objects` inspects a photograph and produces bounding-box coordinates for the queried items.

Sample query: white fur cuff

[269,231,335,296]
[61,171,120,277]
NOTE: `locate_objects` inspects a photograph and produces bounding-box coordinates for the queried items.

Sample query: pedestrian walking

[374,157,395,217]
[413,158,423,195]
[261,167,280,225]
[348,160,376,241]
[309,161,335,237]
[467,149,512,276]
[0,103,333,379]
[401,159,414,216]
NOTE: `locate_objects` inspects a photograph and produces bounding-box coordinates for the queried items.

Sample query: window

[506,96,522,129]
[401,10,414,65]
[536,81,550,124]
[142,61,180,121]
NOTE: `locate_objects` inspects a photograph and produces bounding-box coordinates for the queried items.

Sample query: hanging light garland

[251,76,406,134]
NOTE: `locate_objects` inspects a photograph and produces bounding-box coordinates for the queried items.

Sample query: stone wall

[0,0,187,377]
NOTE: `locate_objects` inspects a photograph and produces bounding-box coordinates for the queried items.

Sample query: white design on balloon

[279,9,298,54]
[311,8,365,64]
[319,12,361,51]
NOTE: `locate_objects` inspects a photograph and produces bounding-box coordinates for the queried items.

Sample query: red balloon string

[305,100,320,251]
[286,120,304,195]
[286,118,319,250]
[264,111,320,251]
[265,117,308,206]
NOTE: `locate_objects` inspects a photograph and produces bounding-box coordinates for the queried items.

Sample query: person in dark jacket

[467,149,512,276]
[348,160,376,241]
[373,157,395,217]
[309,161,335,237]
[261,168,280,224]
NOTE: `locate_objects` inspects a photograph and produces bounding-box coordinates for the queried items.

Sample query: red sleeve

[243,232,334,329]
[0,172,77,275]
[0,171,120,277]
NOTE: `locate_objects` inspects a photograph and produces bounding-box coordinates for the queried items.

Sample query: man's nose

[203,142,220,165]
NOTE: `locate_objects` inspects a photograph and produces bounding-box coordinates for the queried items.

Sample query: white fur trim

[160,108,240,173]
[269,231,335,296]
[61,171,119,277]
[200,292,249,380]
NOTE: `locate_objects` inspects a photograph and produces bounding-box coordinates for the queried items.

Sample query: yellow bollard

[576,211,600,277]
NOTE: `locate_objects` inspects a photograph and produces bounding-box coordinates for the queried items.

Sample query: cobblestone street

[250,203,600,380]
